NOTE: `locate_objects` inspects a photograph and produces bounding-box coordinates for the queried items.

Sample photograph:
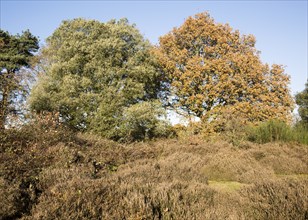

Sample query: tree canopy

[154,12,294,130]
[30,18,165,140]
[295,81,308,125]
[0,29,39,129]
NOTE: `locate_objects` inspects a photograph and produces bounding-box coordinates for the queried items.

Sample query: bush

[1,118,308,219]
[292,123,308,145]
[0,178,21,219]
[0,112,77,219]
[117,101,173,142]
[247,120,308,145]
[241,178,308,219]
[0,112,75,153]
[248,120,292,144]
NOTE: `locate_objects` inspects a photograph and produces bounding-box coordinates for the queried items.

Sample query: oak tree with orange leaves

[154,12,293,130]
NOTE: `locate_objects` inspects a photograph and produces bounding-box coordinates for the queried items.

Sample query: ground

[1,128,308,219]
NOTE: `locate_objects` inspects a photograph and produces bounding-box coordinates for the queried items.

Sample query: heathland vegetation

[1,12,308,219]
[1,116,307,219]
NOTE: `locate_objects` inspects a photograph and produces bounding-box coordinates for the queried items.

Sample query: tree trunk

[0,73,10,130]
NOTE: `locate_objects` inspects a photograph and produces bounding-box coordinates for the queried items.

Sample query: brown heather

[1,120,308,219]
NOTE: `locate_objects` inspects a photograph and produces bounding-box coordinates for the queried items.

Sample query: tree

[0,30,39,129]
[116,101,171,142]
[30,18,165,140]
[154,12,293,130]
[295,81,308,125]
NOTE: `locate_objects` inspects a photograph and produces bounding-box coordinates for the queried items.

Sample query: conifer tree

[0,30,39,129]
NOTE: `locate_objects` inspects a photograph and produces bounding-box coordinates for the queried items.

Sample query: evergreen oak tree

[30,18,167,140]
[154,13,294,131]
[0,30,39,129]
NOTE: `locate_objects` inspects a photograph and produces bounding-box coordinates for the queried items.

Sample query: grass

[0,120,308,219]
[208,180,247,192]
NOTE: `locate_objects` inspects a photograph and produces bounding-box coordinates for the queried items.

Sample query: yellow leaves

[154,11,294,126]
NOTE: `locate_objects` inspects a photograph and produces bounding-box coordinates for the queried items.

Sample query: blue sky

[1,0,307,96]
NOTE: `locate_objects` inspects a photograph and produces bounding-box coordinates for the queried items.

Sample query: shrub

[0,178,20,219]
[241,178,308,219]
[0,112,76,219]
[248,120,292,144]
[1,120,308,219]
[201,148,275,183]
[248,143,308,175]
[247,120,308,145]
[117,101,173,142]
[292,123,308,145]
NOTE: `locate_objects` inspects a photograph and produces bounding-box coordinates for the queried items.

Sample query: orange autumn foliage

[154,12,294,130]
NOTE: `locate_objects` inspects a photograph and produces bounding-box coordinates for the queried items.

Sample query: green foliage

[295,81,308,125]
[292,123,308,145]
[119,101,172,142]
[0,30,39,70]
[248,120,291,144]
[30,18,166,141]
[247,120,308,145]
[0,29,39,129]
[90,101,172,141]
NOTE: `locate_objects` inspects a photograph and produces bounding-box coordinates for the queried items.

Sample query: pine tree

[0,30,39,129]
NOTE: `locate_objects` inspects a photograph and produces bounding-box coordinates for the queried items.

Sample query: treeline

[1,12,307,141]
[1,12,308,220]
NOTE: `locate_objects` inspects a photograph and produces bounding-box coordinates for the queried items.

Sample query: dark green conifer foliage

[0,30,39,129]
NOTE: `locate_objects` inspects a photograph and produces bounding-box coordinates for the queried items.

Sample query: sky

[1,0,307,97]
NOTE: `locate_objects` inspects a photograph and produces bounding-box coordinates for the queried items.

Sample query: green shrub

[247,120,308,145]
[292,123,308,145]
[117,101,173,142]
[248,120,292,144]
